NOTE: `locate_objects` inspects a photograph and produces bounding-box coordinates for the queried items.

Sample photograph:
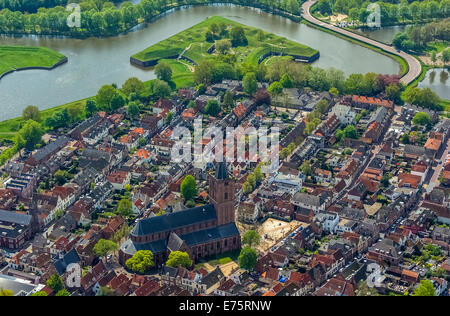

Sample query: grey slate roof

[30,136,70,162]
[0,275,37,296]
[54,249,81,275]
[167,232,185,252]
[132,204,217,236]
[180,223,239,247]
[0,209,32,226]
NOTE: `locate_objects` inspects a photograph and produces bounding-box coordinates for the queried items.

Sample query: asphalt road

[301,0,422,85]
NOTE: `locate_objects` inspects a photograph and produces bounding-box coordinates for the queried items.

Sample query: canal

[0,4,400,120]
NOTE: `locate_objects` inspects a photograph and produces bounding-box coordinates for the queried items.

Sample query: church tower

[209,162,235,226]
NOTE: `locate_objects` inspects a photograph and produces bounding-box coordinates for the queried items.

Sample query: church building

[119,162,241,266]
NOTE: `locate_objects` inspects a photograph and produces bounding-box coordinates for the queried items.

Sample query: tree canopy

[125,250,154,274]
[166,251,193,268]
[181,175,198,201]
[238,246,258,271]
[93,239,118,258]
[413,279,436,296]
[242,230,260,247]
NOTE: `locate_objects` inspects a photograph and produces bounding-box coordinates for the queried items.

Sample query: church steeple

[215,161,228,180]
[209,163,235,226]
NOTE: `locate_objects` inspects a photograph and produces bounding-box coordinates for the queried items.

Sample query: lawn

[0,46,66,78]
[131,16,318,71]
[0,98,87,142]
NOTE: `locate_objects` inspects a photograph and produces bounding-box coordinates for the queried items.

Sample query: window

[224,192,228,199]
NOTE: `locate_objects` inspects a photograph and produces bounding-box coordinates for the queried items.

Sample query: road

[301,0,422,85]
[427,137,450,192]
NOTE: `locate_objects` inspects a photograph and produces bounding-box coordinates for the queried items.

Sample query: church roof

[181,223,239,246]
[122,223,240,256]
[132,204,217,236]
[167,232,185,252]
[215,162,228,180]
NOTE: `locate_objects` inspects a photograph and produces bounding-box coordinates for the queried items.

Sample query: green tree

[31,291,48,296]
[125,250,154,274]
[19,120,43,150]
[242,230,260,247]
[400,133,410,144]
[300,160,312,175]
[238,247,257,271]
[247,174,257,188]
[85,99,98,117]
[22,105,41,122]
[344,125,358,139]
[280,73,294,88]
[122,77,145,97]
[46,274,64,293]
[55,289,70,296]
[229,26,247,46]
[385,83,401,103]
[316,99,328,114]
[151,79,171,99]
[430,51,437,65]
[181,175,197,201]
[442,49,450,66]
[0,289,13,296]
[110,94,125,111]
[243,72,258,96]
[413,280,436,296]
[405,87,441,111]
[155,62,173,82]
[166,111,174,124]
[93,239,118,258]
[166,251,193,268]
[96,85,118,111]
[329,87,339,96]
[117,199,133,217]
[194,60,214,85]
[356,281,379,296]
[54,170,67,186]
[204,99,221,117]
[412,112,431,126]
[268,81,283,96]
[223,90,234,108]
[242,181,253,194]
[127,101,140,119]
[215,39,232,54]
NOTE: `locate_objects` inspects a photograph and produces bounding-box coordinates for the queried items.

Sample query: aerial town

[0,0,449,299]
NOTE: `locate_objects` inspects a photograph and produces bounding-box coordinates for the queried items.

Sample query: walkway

[301,0,422,85]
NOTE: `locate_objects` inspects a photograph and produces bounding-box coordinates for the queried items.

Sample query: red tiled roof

[398,172,422,189]
[424,138,441,151]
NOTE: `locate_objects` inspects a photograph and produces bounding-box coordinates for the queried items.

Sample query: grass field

[0,46,66,77]
[132,16,318,68]
[0,98,87,142]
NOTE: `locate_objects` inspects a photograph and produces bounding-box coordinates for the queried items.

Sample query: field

[0,46,66,78]
[131,16,319,82]
[0,98,87,142]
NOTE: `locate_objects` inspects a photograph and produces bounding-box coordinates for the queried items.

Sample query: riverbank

[301,0,422,85]
[0,46,67,80]
[0,1,302,39]
[301,19,409,77]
